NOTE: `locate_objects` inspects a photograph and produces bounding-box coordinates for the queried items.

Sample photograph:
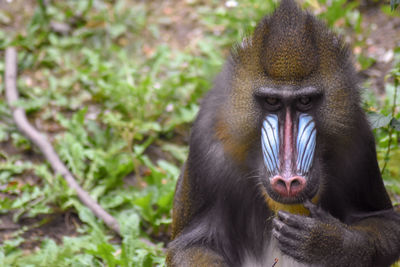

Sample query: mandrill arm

[273,200,400,267]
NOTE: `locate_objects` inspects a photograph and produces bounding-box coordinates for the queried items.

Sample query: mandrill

[167,0,400,266]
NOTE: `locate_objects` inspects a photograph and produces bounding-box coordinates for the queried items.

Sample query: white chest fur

[241,237,310,267]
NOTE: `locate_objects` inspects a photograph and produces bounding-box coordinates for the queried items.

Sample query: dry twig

[4,47,120,235]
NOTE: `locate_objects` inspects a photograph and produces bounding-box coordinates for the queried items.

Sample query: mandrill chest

[242,237,315,267]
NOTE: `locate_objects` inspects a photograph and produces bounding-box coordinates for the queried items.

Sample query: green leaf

[77,205,101,231]
[391,0,400,11]
[391,118,400,131]
[120,212,140,238]
[158,160,180,178]
[91,242,117,267]
[368,113,393,129]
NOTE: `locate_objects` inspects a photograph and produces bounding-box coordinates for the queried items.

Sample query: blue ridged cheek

[261,114,280,175]
[296,114,316,175]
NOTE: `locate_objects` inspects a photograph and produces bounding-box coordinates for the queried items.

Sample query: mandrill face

[257,87,322,205]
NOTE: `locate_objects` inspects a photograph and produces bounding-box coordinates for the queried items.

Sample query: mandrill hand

[272,200,371,266]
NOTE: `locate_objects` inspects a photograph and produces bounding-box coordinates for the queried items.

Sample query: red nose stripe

[283,108,293,177]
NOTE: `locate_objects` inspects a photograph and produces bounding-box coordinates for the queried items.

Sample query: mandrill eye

[264,97,282,111]
[297,96,312,110]
[266,97,279,105]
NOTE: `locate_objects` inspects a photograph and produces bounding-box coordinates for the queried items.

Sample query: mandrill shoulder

[189,57,237,160]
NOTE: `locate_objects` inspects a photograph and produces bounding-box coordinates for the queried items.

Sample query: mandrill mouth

[261,112,316,200]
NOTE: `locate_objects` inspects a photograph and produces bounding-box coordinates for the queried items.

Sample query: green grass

[0,0,398,266]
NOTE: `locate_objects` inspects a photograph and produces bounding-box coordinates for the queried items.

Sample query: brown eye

[266,97,279,105]
[297,96,312,110]
[263,97,281,111]
[299,97,311,105]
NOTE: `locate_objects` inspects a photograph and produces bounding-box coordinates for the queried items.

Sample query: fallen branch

[4,47,120,235]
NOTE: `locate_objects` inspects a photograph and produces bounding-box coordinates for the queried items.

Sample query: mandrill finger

[277,210,313,230]
[272,228,298,249]
[273,217,296,235]
[273,229,306,261]
[304,199,329,219]
[273,217,304,240]
[304,199,318,213]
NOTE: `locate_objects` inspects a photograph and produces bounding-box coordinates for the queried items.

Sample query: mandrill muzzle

[261,112,316,197]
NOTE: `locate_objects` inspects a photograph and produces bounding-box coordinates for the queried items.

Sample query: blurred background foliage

[0,0,399,266]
